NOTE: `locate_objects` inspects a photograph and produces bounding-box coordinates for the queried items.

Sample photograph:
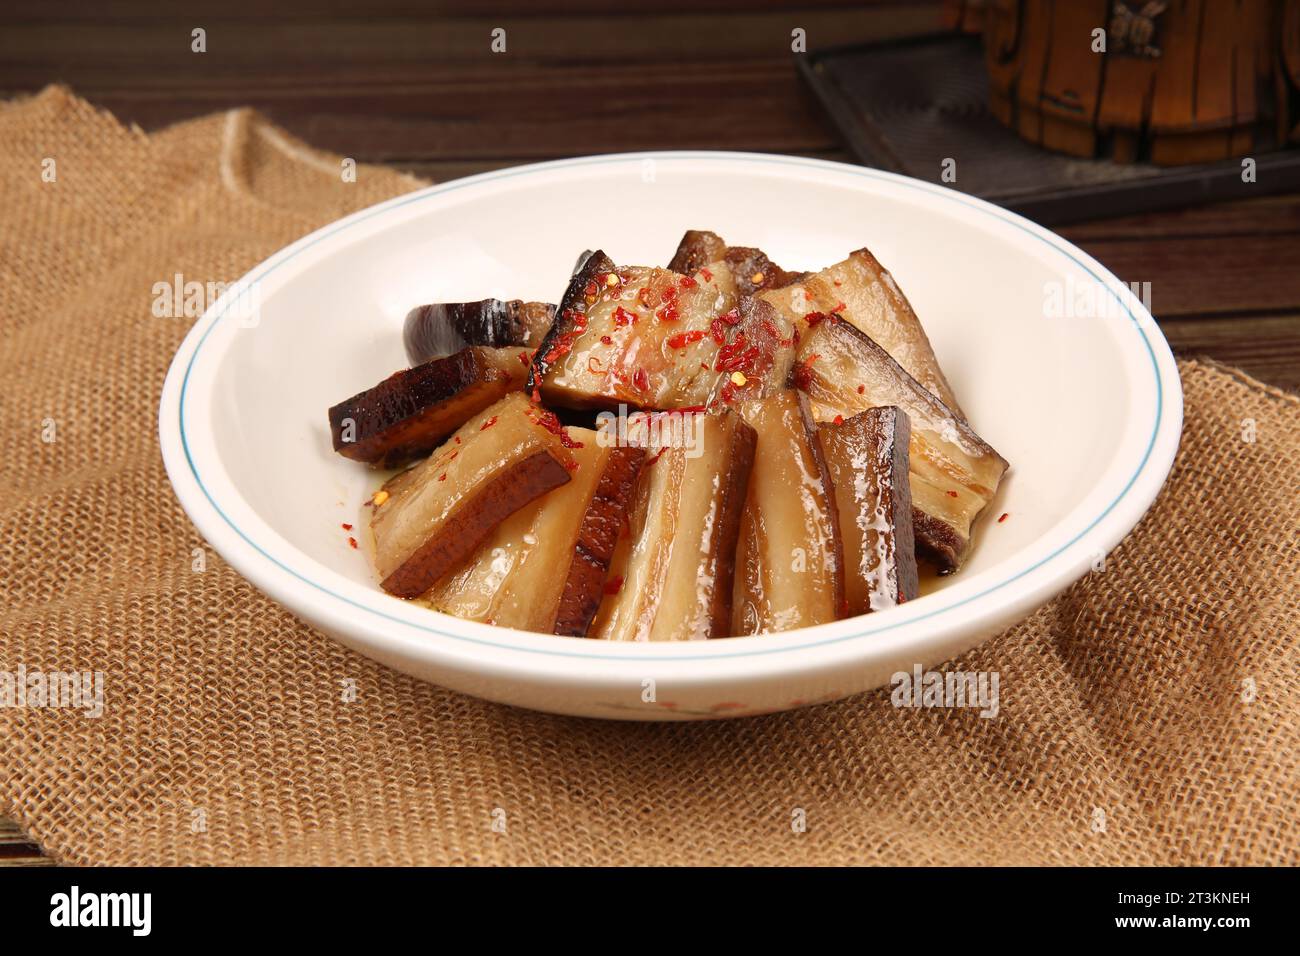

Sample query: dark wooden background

[1,0,1297,864]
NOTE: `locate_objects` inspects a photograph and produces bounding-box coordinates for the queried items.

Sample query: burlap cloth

[1,87,1295,867]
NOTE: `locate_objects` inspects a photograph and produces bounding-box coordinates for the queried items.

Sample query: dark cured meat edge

[554,446,647,637]
[380,449,572,599]
[328,348,518,469]
[796,391,847,617]
[817,405,919,608]
[403,299,555,366]
[706,413,758,639]
[526,250,616,398]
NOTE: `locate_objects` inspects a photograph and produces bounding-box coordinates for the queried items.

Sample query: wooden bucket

[944,0,1300,164]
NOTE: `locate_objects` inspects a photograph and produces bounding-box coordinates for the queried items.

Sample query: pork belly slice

[527,249,801,411]
[669,232,961,412]
[666,229,807,297]
[553,444,647,636]
[665,230,727,274]
[329,346,530,469]
[528,250,745,410]
[424,432,645,634]
[706,295,801,406]
[817,406,918,613]
[759,247,963,414]
[592,409,756,641]
[403,299,555,366]
[792,319,1007,572]
[732,391,845,635]
[370,393,576,599]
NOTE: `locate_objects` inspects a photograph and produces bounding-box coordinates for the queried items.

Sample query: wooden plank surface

[0,1,1297,866]
[0,817,54,867]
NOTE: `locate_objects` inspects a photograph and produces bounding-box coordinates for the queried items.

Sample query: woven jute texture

[1,87,1296,866]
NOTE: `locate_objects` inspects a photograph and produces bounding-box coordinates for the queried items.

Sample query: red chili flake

[517,352,530,366]
[679,276,697,289]
[947,490,959,498]
[833,415,844,425]
[700,267,713,282]
[584,279,598,296]
[998,512,1009,523]
[341,523,353,531]
[644,447,667,467]
[480,416,498,430]
[832,301,847,315]
[655,305,680,323]
[534,409,585,449]
[565,458,580,471]
[761,318,783,339]
[666,329,707,349]
[348,537,358,549]
[804,311,828,327]
[438,473,447,482]
[722,345,759,371]
[713,340,740,371]
[662,285,677,302]
[637,287,659,309]
[857,384,866,394]
[454,436,462,444]
[600,334,613,345]
[709,317,726,344]
[603,575,624,596]
[719,307,742,326]
[448,451,458,460]
[714,333,757,372]
[833,280,842,287]
[700,362,709,370]
[632,367,650,392]
[613,306,636,327]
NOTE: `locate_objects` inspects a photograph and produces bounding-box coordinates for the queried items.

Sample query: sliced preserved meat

[528,250,744,409]
[424,433,644,634]
[329,346,529,469]
[403,299,555,365]
[370,393,576,598]
[732,391,845,634]
[667,229,806,297]
[760,248,963,414]
[592,409,756,641]
[817,406,919,612]
[792,319,1007,571]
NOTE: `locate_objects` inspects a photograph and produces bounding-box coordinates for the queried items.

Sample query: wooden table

[2,2,1297,866]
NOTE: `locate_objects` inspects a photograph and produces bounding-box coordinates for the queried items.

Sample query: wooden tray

[797,34,1300,225]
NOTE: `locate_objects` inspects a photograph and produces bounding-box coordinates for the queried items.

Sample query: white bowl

[159,152,1182,720]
